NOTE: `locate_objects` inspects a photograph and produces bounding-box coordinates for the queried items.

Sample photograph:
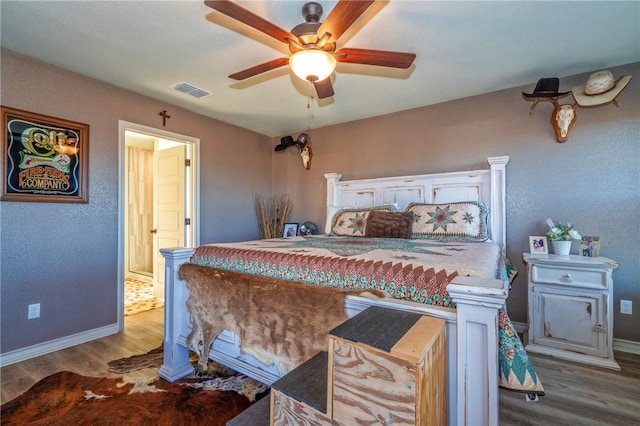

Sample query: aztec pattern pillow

[364,210,414,239]
[406,201,489,242]
[330,205,397,237]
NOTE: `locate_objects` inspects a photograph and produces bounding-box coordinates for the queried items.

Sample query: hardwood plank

[2,306,639,426]
[1,308,163,405]
[499,351,640,425]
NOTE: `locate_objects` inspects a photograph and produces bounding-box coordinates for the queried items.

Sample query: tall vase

[552,240,572,255]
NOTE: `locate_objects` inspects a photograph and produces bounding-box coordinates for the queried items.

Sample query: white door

[152,144,186,299]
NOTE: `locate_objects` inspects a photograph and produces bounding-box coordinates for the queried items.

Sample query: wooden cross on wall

[159,110,171,127]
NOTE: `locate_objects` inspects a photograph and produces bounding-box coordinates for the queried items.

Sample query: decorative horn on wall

[522,71,631,143]
[274,133,313,170]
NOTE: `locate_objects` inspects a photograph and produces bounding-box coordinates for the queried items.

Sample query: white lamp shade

[289,50,337,82]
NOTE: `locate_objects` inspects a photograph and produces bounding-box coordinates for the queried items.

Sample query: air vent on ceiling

[171,81,211,99]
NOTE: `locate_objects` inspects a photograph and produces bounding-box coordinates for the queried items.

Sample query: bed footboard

[158,247,195,382]
[447,276,507,426]
[160,248,507,426]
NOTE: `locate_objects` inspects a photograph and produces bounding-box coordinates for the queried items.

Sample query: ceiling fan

[204,0,417,99]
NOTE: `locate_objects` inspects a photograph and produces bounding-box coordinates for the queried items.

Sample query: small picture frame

[529,236,548,255]
[581,236,600,257]
[283,223,299,238]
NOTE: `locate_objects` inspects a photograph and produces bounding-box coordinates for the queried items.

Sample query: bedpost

[324,173,342,209]
[447,276,508,426]
[487,156,509,253]
[158,247,196,382]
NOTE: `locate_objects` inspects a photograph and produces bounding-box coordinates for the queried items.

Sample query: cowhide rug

[0,370,268,425]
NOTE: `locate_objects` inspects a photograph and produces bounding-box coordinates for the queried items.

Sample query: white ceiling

[1,1,638,137]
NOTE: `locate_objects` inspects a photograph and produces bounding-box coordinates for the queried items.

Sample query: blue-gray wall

[273,61,640,343]
[0,49,271,354]
[1,48,638,359]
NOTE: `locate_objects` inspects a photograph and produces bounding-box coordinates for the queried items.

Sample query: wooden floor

[2,308,639,425]
[1,307,164,405]
[499,349,640,425]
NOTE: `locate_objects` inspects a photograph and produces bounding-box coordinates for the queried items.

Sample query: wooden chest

[270,306,446,425]
[328,307,446,425]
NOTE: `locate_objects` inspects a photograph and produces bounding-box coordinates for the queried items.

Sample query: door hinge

[185,159,191,167]
[185,218,191,226]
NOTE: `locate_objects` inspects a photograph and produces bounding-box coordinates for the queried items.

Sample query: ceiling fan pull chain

[307,81,314,109]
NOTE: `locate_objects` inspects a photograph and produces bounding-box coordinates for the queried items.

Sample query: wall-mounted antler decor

[522,71,632,143]
[274,133,313,170]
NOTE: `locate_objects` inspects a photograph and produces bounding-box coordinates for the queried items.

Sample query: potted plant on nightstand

[546,218,582,255]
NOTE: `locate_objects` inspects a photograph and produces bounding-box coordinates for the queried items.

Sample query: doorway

[117,121,199,330]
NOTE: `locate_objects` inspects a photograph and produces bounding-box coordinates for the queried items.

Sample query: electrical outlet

[620,299,632,315]
[28,303,40,319]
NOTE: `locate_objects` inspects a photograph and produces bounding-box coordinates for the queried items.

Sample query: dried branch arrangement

[254,193,293,239]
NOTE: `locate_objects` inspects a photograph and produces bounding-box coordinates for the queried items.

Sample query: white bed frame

[160,156,510,426]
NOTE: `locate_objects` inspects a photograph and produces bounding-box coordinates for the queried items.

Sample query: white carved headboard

[324,156,509,252]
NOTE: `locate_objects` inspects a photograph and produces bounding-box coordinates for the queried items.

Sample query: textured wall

[2,48,637,356]
[272,62,640,342]
[0,49,271,353]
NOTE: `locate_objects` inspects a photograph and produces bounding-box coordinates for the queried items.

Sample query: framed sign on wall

[1,106,89,203]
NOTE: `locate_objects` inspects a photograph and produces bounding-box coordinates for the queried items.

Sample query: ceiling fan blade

[314,78,334,99]
[318,0,375,43]
[335,48,416,69]
[229,57,290,80]
[204,0,296,45]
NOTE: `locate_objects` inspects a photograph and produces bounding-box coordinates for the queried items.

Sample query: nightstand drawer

[530,264,608,289]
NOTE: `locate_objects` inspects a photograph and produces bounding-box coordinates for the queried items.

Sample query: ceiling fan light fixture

[289,49,336,82]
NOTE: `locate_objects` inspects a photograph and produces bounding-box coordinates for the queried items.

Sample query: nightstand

[523,253,620,370]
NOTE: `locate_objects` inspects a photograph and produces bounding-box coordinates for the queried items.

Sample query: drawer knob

[559,274,573,283]
[594,323,606,333]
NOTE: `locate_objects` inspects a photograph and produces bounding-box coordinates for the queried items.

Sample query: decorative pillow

[406,201,489,242]
[364,210,414,239]
[329,205,397,237]
[325,203,398,234]
[324,206,342,234]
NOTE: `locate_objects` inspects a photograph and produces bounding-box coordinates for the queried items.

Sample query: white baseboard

[509,322,640,355]
[0,323,120,367]
[614,338,640,355]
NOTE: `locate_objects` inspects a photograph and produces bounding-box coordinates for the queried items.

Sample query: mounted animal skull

[523,72,632,144]
[274,133,313,170]
[300,143,313,170]
[550,100,577,143]
[296,133,313,170]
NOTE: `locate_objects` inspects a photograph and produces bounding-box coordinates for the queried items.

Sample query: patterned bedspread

[192,236,501,308]
[190,236,544,395]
